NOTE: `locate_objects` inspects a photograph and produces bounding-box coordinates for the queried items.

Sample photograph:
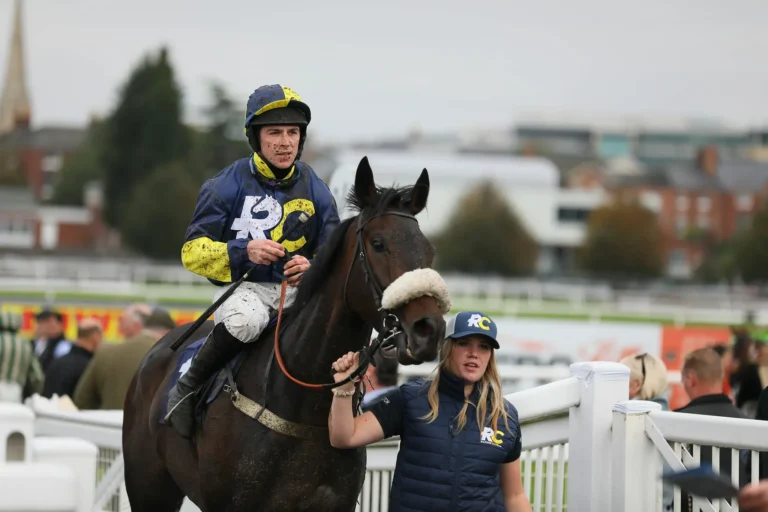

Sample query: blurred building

[514,114,768,278]
[327,149,608,275]
[0,0,118,254]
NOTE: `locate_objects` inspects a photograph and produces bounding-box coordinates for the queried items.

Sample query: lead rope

[273,279,402,391]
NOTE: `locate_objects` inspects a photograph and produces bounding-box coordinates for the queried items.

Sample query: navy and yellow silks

[181,153,340,285]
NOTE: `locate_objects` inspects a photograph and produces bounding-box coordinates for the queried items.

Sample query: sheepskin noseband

[380,268,452,314]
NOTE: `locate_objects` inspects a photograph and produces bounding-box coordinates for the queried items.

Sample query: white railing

[612,401,768,512]
[2,253,768,314]
[10,362,768,511]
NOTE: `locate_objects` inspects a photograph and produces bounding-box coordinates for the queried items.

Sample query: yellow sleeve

[181,237,233,283]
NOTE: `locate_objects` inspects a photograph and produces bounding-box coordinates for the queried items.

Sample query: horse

[122,156,451,512]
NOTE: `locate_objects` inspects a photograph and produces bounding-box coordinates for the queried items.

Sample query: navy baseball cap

[445,311,500,349]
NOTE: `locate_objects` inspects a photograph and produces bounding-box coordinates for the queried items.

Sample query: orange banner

[0,303,205,343]
[660,326,732,410]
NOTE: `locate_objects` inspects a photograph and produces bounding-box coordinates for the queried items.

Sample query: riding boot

[164,323,242,439]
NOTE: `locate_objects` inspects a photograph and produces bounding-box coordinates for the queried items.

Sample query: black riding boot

[164,323,242,439]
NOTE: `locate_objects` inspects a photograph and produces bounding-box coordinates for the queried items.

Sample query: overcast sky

[1,0,767,144]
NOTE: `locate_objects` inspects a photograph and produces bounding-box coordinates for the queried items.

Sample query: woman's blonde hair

[421,339,510,432]
[619,352,668,400]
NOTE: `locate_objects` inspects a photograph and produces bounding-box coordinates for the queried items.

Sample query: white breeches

[212,281,298,343]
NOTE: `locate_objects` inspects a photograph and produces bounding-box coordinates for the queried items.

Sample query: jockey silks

[182,153,340,286]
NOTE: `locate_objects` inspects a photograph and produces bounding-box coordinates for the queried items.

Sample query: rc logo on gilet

[480,427,504,446]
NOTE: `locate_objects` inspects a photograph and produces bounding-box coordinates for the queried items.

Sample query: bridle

[273,208,418,391]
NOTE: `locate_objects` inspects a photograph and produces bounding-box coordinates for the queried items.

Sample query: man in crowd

[675,347,748,511]
[33,308,73,372]
[42,317,103,399]
[118,303,152,340]
[74,308,176,410]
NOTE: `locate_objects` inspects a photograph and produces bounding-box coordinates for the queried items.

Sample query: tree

[433,181,538,276]
[201,82,246,168]
[120,161,202,260]
[50,121,105,205]
[694,239,741,283]
[101,47,190,228]
[737,204,768,283]
[578,199,664,279]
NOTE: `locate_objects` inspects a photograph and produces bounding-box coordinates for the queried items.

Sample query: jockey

[164,84,341,439]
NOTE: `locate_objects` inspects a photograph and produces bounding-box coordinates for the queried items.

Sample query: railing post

[567,361,629,512]
[611,400,663,512]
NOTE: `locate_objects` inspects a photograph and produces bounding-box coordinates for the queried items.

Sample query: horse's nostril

[413,317,436,337]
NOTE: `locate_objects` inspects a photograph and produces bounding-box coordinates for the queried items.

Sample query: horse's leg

[123,372,186,512]
[124,456,185,512]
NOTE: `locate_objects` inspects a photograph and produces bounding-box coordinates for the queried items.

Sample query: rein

[273,209,416,391]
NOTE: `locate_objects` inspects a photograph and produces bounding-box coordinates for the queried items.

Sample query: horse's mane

[292,183,416,309]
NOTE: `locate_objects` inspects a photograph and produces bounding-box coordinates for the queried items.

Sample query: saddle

[160,309,289,426]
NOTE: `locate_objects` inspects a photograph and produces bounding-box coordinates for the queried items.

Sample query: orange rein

[273,279,326,390]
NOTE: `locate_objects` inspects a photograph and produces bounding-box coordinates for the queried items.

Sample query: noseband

[272,209,418,391]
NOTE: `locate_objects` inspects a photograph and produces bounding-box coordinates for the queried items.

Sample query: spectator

[33,308,73,372]
[620,352,673,511]
[753,387,768,481]
[42,317,103,399]
[118,303,152,340]
[361,344,399,407]
[74,309,176,410]
[711,343,735,402]
[738,480,768,511]
[734,333,768,417]
[730,329,758,411]
[0,311,44,402]
[675,347,748,512]
[619,352,670,408]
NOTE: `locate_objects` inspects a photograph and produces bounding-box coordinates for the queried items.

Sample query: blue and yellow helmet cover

[244,85,312,131]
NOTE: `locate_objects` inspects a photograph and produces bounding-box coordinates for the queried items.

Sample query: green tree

[737,204,768,283]
[199,81,245,171]
[120,161,202,260]
[433,181,538,276]
[578,199,664,279]
[694,239,741,283]
[101,46,190,228]
[50,121,105,205]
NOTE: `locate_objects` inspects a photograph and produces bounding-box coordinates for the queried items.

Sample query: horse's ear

[409,168,430,215]
[354,156,377,208]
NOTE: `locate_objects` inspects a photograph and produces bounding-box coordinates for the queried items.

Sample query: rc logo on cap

[467,314,491,331]
[445,311,500,349]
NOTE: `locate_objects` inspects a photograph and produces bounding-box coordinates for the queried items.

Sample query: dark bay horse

[122,156,449,511]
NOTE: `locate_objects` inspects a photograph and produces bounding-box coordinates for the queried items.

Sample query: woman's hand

[331,352,359,392]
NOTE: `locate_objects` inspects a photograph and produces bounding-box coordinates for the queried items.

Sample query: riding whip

[170,211,312,351]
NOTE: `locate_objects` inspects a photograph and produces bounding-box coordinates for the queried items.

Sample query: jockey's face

[259,125,301,169]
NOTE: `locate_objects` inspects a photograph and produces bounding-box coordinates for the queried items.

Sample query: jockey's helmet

[244,85,311,160]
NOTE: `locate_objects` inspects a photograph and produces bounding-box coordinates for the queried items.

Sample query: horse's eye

[370,238,387,252]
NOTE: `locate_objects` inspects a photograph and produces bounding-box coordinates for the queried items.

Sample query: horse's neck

[282,285,369,383]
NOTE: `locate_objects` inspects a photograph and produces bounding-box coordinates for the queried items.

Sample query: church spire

[0,0,31,134]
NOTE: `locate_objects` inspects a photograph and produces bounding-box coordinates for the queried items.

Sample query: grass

[522,459,569,509]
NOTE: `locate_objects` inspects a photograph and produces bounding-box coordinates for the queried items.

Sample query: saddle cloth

[158,314,281,423]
